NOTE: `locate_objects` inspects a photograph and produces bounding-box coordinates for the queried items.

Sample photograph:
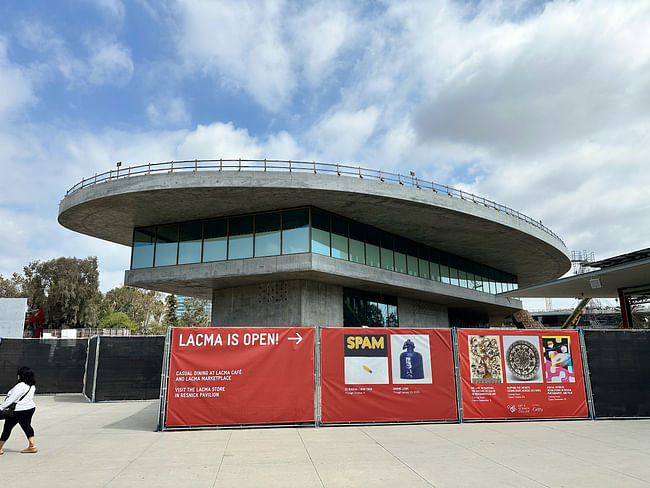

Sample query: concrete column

[211,279,343,327]
[396,297,449,328]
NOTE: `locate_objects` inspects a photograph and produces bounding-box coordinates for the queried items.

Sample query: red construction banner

[457,329,589,420]
[320,328,457,424]
[164,327,315,427]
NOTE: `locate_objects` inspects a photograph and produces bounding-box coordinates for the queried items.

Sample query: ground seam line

[103,433,163,487]
[211,430,233,488]
[297,428,326,488]
[360,427,437,488]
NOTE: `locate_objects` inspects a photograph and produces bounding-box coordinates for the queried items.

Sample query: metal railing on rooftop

[65,158,565,245]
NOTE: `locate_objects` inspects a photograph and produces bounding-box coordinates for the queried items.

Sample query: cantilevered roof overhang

[506,256,650,299]
[59,167,570,287]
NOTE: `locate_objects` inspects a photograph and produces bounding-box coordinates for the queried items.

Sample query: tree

[164,294,178,327]
[0,273,26,298]
[178,297,210,327]
[98,311,138,333]
[22,257,101,328]
[101,286,165,334]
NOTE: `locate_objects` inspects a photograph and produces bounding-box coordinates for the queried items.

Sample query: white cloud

[175,0,293,112]
[16,21,134,88]
[173,0,355,111]
[308,106,380,161]
[0,37,35,119]
[86,39,134,86]
[146,97,190,126]
[412,0,650,156]
[93,0,126,20]
[290,4,353,84]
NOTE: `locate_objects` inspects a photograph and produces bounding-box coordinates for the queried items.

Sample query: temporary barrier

[583,330,650,418]
[159,327,315,429]
[320,328,457,424]
[457,329,589,420]
[83,336,98,400]
[0,338,88,393]
[83,336,165,402]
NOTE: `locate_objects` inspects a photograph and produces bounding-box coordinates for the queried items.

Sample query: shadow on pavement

[105,402,159,432]
[52,393,89,403]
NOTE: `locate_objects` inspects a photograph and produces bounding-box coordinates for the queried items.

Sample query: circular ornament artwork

[505,340,540,381]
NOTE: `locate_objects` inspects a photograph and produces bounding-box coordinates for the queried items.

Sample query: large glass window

[282,209,309,254]
[405,241,419,277]
[132,227,155,269]
[365,228,380,267]
[343,288,398,328]
[458,269,468,288]
[178,222,202,264]
[380,235,394,271]
[311,208,330,256]
[203,219,227,262]
[331,216,348,260]
[407,255,419,277]
[154,224,178,266]
[440,264,451,284]
[418,258,430,279]
[131,206,517,296]
[229,215,253,259]
[255,212,281,257]
[349,225,365,263]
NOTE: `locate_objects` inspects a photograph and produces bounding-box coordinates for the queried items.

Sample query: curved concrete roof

[58,171,570,287]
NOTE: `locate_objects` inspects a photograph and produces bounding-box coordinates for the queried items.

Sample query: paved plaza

[0,395,648,487]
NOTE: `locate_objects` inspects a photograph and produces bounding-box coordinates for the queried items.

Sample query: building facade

[59,160,571,329]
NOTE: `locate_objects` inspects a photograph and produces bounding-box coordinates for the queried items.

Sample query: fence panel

[94,336,165,401]
[583,330,650,418]
[0,338,88,393]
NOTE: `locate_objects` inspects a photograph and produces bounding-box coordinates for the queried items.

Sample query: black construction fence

[84,336,166,402]
[1,329,649,419]
[0,335,165,401]
[0,338,88,394]
[583,330,650,418]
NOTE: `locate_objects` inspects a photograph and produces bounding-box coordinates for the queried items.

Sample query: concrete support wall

[211,280,343,327]
[397,297,449,328]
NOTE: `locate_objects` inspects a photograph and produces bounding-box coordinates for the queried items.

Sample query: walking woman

[0,366,38,454]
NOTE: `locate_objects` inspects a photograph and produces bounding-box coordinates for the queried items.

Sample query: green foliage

[149,321,168,335]
[101,286,165,334]
[164,294,178,327]
[98,311,138,333]
[22,257,101,328]
[178,296,210,328]
[0,273,26,298]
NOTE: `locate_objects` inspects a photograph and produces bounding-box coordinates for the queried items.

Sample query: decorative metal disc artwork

[505,340,540,381]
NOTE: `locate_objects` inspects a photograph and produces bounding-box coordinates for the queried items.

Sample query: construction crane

[561,297,592,329]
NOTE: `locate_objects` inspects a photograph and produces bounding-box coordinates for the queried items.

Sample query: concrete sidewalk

[0,395,648,487]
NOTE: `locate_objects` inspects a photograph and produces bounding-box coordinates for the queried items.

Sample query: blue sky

[1,0,649,311]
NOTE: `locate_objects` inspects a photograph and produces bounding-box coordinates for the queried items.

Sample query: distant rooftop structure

[571,250,596,275]
[590,248,650,269]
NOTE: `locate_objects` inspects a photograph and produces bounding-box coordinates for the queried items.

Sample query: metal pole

[91,335,101,403]
[315,326,321,427]
[157,327,173,431]
[451,328,464,423]
[618,289,632,329]
[578,329,596,420]
[82,337,91,401]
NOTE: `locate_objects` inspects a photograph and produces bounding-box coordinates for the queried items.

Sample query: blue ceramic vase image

[400,339,424,379]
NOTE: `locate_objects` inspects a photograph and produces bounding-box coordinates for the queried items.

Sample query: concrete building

[58,159,570,328]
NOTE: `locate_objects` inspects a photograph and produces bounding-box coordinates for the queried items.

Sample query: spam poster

[320,328,457,423]
[344,334,389,384]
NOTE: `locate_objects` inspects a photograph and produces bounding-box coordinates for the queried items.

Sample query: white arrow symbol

[288,332,303,345]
